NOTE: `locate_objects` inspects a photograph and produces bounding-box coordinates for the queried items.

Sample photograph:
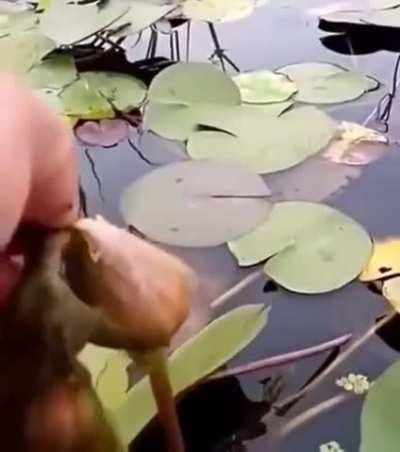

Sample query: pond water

[78,2,400,451]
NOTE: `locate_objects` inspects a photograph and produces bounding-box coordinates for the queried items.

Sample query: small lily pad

[360,238,400,282]
[113,304,269,445]
[60,78,114,120]
[233,70,297,104]
[148,62,241,105]
[277,62,379,104]
[360,360,400,452]
[182,0,255,23]
[28,54,77,90]
[382,277,400,312]
[228,201,372,293]
[75,119,130,147]
[187,106,337,174]
[120,160,271,247]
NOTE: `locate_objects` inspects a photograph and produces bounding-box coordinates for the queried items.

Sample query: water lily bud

[64,216,196,350]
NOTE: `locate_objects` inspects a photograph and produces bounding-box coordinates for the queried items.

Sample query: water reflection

[78,2,400,451]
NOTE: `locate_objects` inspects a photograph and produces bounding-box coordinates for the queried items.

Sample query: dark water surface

[79,3,400,451]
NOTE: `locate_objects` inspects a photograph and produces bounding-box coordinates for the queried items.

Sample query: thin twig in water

[127,137,158,166]
[84,148,105,202]
[277,392,352,438]
[211,270,264,310]
[79,182,89,217]
[186,21,191,61]
[174,30,180,61]
[208,23,226,72]
[274,311,396,413]
[211,333,352,380]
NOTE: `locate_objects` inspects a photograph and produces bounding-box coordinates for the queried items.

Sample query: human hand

[0,73,79,306]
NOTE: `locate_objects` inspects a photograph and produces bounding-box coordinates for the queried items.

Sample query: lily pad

[34,88,64,115]
[75,119,130,147]
[277,62,379,104]
[39,0,128,45]
[120,160,272,247]
[0,30,55,74]
[360,360,400,452]
[182,0,255,23]
[27,54,77,90]
[187,106,337,174]
[60,78,114,120]
[144,101,292,141]
[81,71,147,112]
[111,1,174,36]
[232,70,297,104]
[360,238,400,282]
[228,201,372,293]
[382,277,400,312]
[113,304,269,445]
[0,11,37,36]
[323,121,389,166]
[148,62,241,105]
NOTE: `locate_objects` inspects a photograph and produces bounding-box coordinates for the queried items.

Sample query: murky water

[80,2,400,450]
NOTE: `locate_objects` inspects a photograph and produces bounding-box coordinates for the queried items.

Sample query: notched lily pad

[229,201,372,293]
[182,0,256,23]
[120,160,272,247]
[277,62,379,104]
[360,237,400,282]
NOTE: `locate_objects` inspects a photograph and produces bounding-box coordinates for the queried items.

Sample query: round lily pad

[147,62,241,105]
[232,70,297,104]
[228,201,372,293]
[277,62,379,104]
[81,71,147,112]
[143,101,292,141]
[120,160,272,247]
[187,106,337,174]
[182,0,255,23]
[28,54,77,90]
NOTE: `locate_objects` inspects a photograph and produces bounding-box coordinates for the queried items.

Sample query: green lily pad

[360,360,400,452]
[120,160,272,247]
[113,304,269,445]
[182,0,255,23]
[111,1,174,36]
[321,5,400,28]
[148,62,241,105]
[144,101,292,141]
[81,71,147,112]
[277,62,379,104]
[39,0,128,45]
[187,106,337,174]
[28,54,77,90]
[0,11,37,36]
[233,70,297,104]
[0,30,55,74]
[34,88,64,115]
[78,344,117,386]
[228,201,372,293]
[60,78,114,120]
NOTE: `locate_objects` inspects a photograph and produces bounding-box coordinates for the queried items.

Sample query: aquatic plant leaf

[81,71,147,112]
[277,62,379,104]
[60,78,114,120]
[148,62,241,105]
[182,0,255,22]
[360,238,400,282]
[360,360,400,452]
[75,119,130,147]
[232,70,297,104]
[0,30,55,73]
[228,201,372,293]
[120,160,271,247]
[382,277,400,312]
[78,344,117,385]
[111,1,174,36]
[0,10,37,35]
[187,106,337,174]
[113,304,269,445]
[28,54,77,90]
[95,351,131,412]
[323,121,388,166]
[39,0,128,45]
[144,101,292,141]
[34,88,64,114]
